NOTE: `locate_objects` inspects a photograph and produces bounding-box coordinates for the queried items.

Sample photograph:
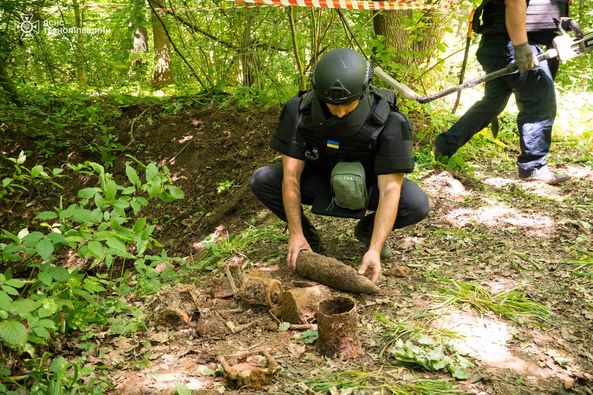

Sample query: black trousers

[434,39,556,173]
[250,162,430,231]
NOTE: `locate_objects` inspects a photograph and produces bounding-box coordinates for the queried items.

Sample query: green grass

[434,280,550,323]
[305,370,466,394]
[188,224,287,272]
[562,250,593,279]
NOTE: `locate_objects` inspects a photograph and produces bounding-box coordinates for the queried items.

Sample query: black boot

[354,214,392,259]
[302,216,323,253]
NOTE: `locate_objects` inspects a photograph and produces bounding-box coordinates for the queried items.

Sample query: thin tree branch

[336,9,368,59]
[161,5,238,50]
[167,0,214,88]
[288,7,305,91]
[158,1,289,52]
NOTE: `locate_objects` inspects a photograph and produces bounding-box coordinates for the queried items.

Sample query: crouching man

[251,48,429,282]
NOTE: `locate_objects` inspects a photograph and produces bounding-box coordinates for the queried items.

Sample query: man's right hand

[513,42,538,72]
[287,233,311,270]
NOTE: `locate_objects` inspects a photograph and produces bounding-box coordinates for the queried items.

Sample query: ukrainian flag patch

[326,140,340,149]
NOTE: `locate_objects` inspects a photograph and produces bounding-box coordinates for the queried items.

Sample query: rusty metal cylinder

[316,296,362,359]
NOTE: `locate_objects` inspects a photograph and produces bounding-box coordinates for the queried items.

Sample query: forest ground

[1,91,593,394]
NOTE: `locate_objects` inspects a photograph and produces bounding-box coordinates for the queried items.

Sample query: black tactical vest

[474,0,568,40]
[297,89,394,163]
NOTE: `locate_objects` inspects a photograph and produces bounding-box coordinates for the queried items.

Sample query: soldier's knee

[415,195,430,222]
[250,165,281,198]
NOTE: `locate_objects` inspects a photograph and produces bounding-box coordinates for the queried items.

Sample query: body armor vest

[297,89,393,163]
[474,0,568,37]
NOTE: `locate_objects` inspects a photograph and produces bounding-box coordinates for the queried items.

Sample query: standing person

[250,48,430,283]
[433,0,569,185]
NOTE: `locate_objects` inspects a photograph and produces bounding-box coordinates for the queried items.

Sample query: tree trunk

[150,1,173,87]
[373,10,444,68]
[238,14,260,87]
[72,0,87,83]
[130,27,149,69]
[0,56,21,105]
[130,0,148,70]
[131,27,148,55]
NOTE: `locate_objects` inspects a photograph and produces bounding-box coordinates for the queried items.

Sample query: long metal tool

[374,30,593,104]
[374,50,557,104]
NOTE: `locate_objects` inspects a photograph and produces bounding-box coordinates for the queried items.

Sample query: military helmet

[311,48,373,104]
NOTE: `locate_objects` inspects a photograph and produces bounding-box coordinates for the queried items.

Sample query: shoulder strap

[355,90,392,141]
[369,87,399,124]
[299,90,314,112]
[372,87,397,109]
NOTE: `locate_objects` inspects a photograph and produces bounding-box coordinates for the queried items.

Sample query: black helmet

[311,48,372,104]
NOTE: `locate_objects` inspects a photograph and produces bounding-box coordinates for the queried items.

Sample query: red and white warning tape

[231,0,452,10]
[87,0,451,11]
[86,3,281,11]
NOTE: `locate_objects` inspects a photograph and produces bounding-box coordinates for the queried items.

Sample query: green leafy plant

[0,151,63,201]
[370,34,396,66]
[385,378,468,395]
[299,329,318,344]
[390,339,473,380]
[24,355,111,394]
[0,159,184,390]
[86,130,126,167]
[376,313,471,380]
[306,370,372,392]
[216,179,234,194]
[376,313,458,356]
[434,280,550,323]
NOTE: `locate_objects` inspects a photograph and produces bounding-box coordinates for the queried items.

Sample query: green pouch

[330,162,368,211]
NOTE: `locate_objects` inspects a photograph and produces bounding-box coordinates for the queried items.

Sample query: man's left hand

[358,249,381,282]
[513,42,538,72]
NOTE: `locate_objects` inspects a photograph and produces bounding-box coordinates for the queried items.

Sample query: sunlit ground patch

[422,171,470,200]
[113,364,220,393]
[520,181,568,201]
[484,278,519,294]
[445,197,556,237]
[562,164,593,180]
[434,309,542,376]
[478,173,568,201]
[554,92,593,139]
[479,175,515,190]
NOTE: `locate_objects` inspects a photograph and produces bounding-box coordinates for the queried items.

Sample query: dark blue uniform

[434,0,562,177]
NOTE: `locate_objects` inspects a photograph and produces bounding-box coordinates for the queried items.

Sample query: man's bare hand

[287,234,311,270]
[358,249,381,283]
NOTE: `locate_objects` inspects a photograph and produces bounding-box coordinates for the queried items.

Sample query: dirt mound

[121,105,280,253]
[0,101,281,257]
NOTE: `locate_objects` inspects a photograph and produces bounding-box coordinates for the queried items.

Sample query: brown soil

[119,104,281,252]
